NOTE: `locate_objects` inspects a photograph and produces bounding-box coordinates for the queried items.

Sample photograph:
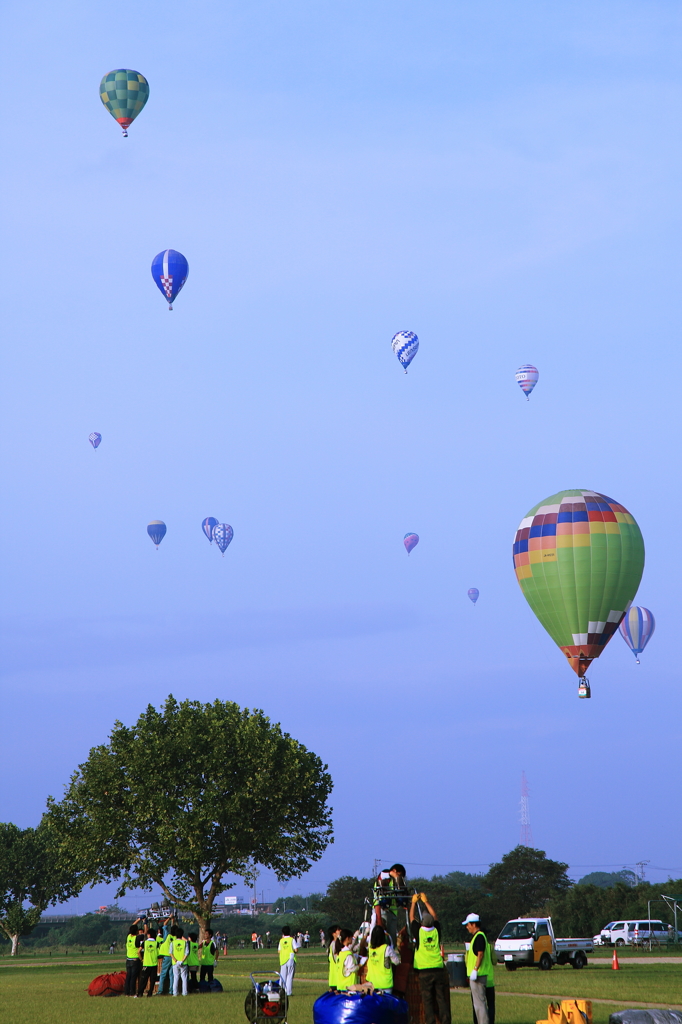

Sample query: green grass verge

[0,952,680,1024]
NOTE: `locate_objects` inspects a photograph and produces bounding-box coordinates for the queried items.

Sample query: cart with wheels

[244,971,289,1024]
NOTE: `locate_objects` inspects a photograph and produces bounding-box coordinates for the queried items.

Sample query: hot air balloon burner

[577,678,591,699]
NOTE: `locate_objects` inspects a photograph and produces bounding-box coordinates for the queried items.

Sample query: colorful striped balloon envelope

[515,364,539,399]
[513,490,645,682]
[619,606,655,663]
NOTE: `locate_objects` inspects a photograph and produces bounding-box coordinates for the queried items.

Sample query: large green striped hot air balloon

[513,489,645,698]
[99,70,149,136]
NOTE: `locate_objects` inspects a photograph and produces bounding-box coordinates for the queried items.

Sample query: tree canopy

[0,822,79,955]
[577,870,637,889]
[483,845,572,931]
[45,696,333,934]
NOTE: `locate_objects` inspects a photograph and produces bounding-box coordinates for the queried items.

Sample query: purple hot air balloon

[468,588,479,604]
[404,532,419,555]
[619,606,655,664]
[89,432,102,449]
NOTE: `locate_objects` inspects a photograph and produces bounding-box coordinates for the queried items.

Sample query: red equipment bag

[88,971,127,996]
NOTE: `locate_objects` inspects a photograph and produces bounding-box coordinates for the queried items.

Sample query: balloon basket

[578,678,591,699]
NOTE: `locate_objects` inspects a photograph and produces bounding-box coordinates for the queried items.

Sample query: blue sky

[1,1,681,912]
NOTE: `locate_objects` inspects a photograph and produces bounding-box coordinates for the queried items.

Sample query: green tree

[483,846,572,935]
[0,823,80,955]
[577,870,637,889]
[45,696,333,939]
[314,876,372,929]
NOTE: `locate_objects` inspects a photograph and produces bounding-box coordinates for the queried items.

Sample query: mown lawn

[0,951,680,1024]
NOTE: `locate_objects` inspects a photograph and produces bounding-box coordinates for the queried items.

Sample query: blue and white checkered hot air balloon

[391,331,419,373]
[213,523,234,556]
[619,606,655,664]
[515,364,539,400]
[151,250,189,310]
[89,432,102,449]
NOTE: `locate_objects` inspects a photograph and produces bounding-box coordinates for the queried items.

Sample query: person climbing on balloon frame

[410,892,451,1024]
[372,863,409,947]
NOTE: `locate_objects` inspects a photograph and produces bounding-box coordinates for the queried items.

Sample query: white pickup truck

[494,917,594,971]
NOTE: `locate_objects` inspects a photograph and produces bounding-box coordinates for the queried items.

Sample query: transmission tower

[520,772,533,847]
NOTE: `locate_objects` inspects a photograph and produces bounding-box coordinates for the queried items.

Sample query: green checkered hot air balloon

[512,489,645,698]
[99,70,149,137]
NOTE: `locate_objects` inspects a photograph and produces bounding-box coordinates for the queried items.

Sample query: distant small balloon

[214,523,234,556]
[468,588,479,604]
[404,532,419,555]
[619,606,655,664]
[89,432,102,449]
[147,520,166,549]
[151,249,189,310]
[202,517,218,543]
[515,364,539,400]
[391,331,419,373]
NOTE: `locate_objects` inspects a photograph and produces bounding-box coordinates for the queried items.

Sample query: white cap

[462,913,480,925]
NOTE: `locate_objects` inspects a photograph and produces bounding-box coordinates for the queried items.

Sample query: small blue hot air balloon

[89,432,102,449]
[404,532,419,555]
[214,523,234,556]
[151,250,189,309]
[515,364,539,400]
[619,606,655,664]
[468,588,479,604]
[391,331,419,373]
[147,520,166,549]
[202,517,218,543]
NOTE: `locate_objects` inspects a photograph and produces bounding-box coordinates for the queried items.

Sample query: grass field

[1,951,680,1024]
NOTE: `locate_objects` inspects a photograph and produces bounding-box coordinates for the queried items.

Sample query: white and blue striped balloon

[391,331,419,373]
[619,606,655,663]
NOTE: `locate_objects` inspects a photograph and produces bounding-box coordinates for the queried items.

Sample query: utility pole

[635,860,650,882]
[373,858,381,879]
[520,772,533,847]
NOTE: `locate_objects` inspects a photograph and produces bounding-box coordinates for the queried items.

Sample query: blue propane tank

[313,990,408,1024]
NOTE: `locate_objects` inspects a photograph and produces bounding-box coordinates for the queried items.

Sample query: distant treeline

[311,849,682,941]
[0,909,330,951]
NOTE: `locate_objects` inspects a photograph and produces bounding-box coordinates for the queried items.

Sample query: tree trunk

[11,934,19,956]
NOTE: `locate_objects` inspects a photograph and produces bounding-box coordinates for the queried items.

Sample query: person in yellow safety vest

[336,929,361,992]
[187,932,200,992]
[409,894,451,1024]
[372,864,407,947]
[124,918,144,996]
[463,914,495,1024]
[199,928,218,987]
[327,925,342,990]
[137,928,159,997]
[360,925,401,994]
[171,926,190,996]
[278,925,300,995]
[155,918,175,995]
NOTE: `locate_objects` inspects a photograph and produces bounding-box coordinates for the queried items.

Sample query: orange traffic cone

[612,947,620,970]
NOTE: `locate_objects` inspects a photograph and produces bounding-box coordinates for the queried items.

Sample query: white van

[602,920,670,946]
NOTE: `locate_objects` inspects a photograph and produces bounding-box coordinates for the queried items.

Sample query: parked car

[602,920,670,946]
[593,922,617,946]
